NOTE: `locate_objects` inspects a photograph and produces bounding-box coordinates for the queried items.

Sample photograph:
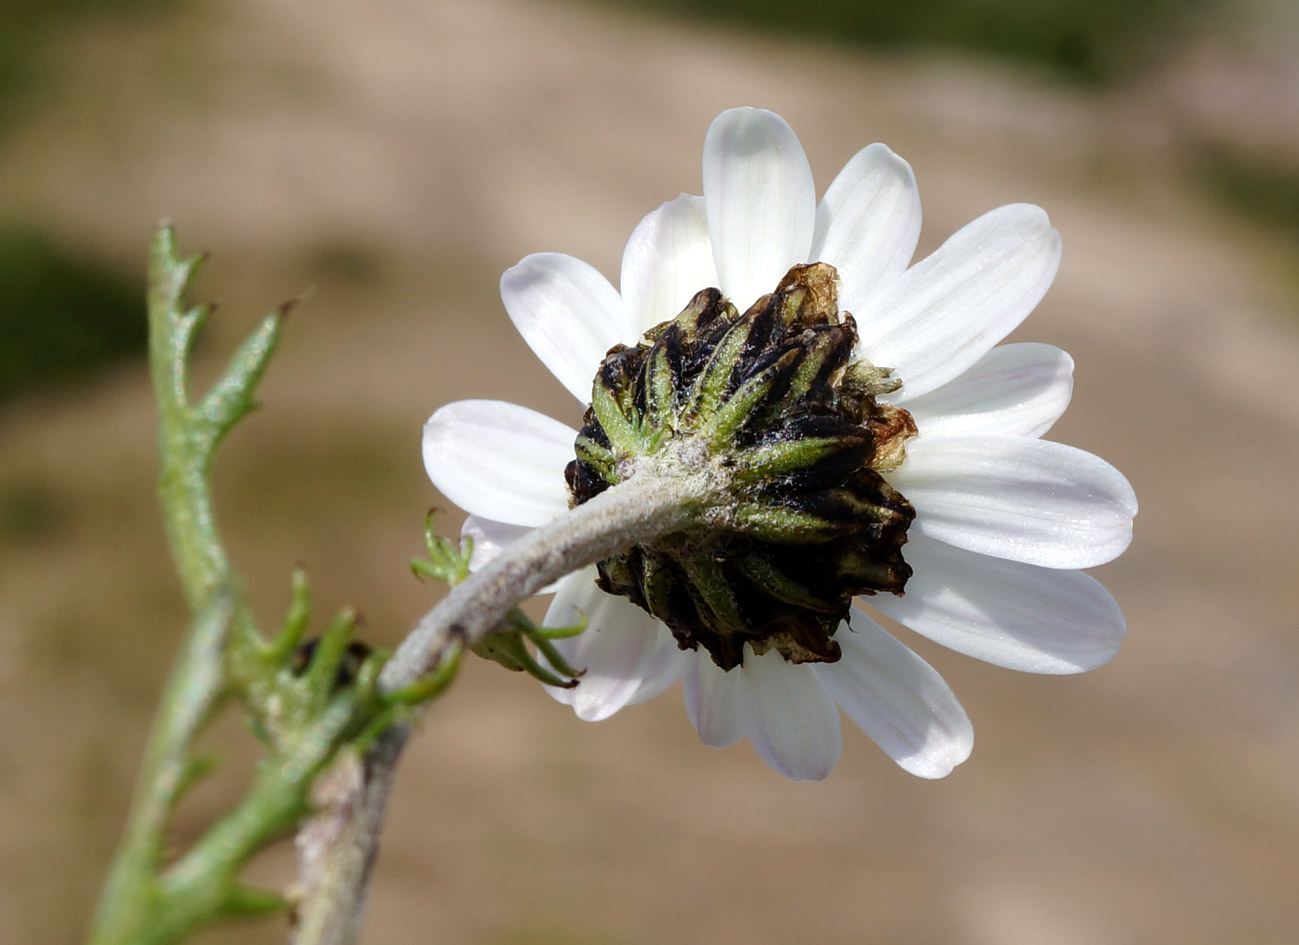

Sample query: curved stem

[291,467,709,944]
[383,468,702,690]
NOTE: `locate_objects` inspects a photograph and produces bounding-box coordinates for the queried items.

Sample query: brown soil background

[2,1,1298,943]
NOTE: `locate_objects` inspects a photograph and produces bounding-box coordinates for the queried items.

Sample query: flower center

[566,263,917,671]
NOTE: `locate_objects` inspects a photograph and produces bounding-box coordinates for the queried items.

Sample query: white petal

[900,343,1074,438]
[622,642,690,707]
[682,654,744,749]
[857,204,1062,399]
[739,647,842,781]
[462,514,529,571]
[811,143,922,311]
[813,611,973,778]
[869,536,1125,673]
[890,435,1138,569]
[703,107,816,310]
[500,253,633,403]
[620,194,719,334]
[541,569,686,722]
[422,400,574,527]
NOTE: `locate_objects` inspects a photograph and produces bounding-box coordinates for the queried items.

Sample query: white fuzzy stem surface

[291,466,711,945]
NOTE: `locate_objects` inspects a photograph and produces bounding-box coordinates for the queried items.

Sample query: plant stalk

[291,465,712,943]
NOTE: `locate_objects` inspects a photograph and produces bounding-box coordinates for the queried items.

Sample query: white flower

[423,107,1137,781]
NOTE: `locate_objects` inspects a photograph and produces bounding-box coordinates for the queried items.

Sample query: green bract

[565,263,918,671]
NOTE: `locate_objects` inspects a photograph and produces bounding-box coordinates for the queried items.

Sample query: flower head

[571,262,918,671]
[423,107,1137,781]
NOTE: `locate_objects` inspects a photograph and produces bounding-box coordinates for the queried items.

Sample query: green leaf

[219,884,288,919]
[193,308,286,455]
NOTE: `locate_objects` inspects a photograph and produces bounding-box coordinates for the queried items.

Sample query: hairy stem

[88,592,234,945]
[90,229,303,945]
[291,466,711,944]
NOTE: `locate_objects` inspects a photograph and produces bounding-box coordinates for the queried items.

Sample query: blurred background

[2,0,1297,943]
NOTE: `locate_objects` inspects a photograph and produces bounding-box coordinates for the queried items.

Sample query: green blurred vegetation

[588,0,1217,83]
[0,225,146,402]
[1195,149,1299,245]
[0,479,65,546]
[0,0,175,127]
[1194,149,1299,299]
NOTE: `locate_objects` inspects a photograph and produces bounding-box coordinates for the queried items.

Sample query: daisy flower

[423,107,1136,781]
